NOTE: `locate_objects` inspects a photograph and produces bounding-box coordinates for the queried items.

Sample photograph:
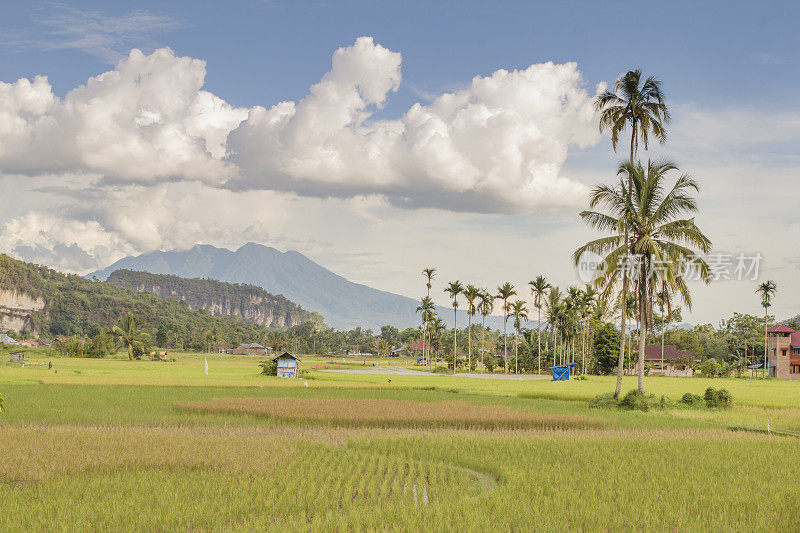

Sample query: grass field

[2,352,800,531]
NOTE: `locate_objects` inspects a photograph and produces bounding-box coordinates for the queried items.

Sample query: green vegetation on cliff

[0,254,319,350]
[107,269,311,328]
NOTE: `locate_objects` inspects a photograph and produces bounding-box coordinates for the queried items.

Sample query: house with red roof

[633,345,699,377]
[767,325,800,380]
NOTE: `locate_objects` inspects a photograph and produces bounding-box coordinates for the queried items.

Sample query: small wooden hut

[273,352,300,378]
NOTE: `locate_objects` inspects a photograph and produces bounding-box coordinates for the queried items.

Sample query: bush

[433,365,452,374]
[619,389,650,411]
[259,359,277,376]
[483,356,496,373]
[704,387,732,409]
[573,374,588,381]
[680,393,704,406]
[699,358,725,378]
[588,392,618,409]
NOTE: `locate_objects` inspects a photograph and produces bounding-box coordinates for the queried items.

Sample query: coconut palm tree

[574,160,712,394]
[546,287,563,365]
[444,281,464,371]
[112,313,149,360]
[495,282,516,374]
[421,268,437,364]
[529,275,550,374]
[511,300,529,374]
[580,285,597,374]
[477,289,493,373]
[756,280,777,376]
[416,296,435,366]
[430,314,446,360]
[463,284,481,373]
[595,70,670,395]
[596,70,670,164]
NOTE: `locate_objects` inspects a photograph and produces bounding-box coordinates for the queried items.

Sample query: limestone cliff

[0,288,45,334]
[107,270,311,328]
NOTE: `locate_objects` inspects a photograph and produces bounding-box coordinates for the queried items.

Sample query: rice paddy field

[2,351,800,531]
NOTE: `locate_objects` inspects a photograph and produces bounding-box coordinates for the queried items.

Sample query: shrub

[619,389,650,411]
[680,393,704,406]
[699,358,724,378]
[588,392,618,409]
[573,374,588,381]
[433,365,452,374]
[704,387,732,409]
[259,359,277,376]
[483,356,496,373]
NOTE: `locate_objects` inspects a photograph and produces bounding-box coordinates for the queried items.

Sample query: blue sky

[1,1,799,323]
[4,1,798,108]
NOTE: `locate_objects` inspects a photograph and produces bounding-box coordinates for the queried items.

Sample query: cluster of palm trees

[574,69,712,397]
[417,270,611,375]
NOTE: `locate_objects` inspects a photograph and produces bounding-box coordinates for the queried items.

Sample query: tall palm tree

[112,313,149,360]
[596,70,670,164]
[444,281,464,371]
[421,268,437,365]
[581,285,596,374]
[546,287,563,365]
[595,70,670,395]
[423,268,437,297]
[430,315,446,360]
[529,275,550,374]
[463,284,481,373]
[574,160,711,394]
[416,296,435,366]
[495,282,517,374]
[511,300,529,374]
[756,280,777,376]
[477,289,493,373]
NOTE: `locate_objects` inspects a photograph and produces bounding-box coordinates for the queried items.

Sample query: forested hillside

[0,254,317,349]
[107,269,311,328]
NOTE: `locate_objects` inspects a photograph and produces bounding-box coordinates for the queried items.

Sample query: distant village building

[217,344,231,354]
[10,351,25,362]
[274,352,300,378]
[767,325,800,380]
[0,333,19,345]
[233,343,272,356]
[388,346,408,357]
[20,338,49,347]
[633,345,698,377]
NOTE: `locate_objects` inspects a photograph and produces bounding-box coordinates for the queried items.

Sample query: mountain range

[89,243,487,331]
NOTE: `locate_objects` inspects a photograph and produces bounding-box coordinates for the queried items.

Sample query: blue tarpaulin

[549,363,577,381]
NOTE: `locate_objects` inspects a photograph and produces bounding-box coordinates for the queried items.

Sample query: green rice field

[2,352,799,531]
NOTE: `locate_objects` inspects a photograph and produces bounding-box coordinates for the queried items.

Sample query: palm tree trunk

[638,299,647,393]
[537,307,542,375]
[764,309,768,378]
[467,314,472,373]
[660,307,665,376]
[453,306,457,372]
[481,315,485,373]
[614,273,628,399]
[503,312,508,374]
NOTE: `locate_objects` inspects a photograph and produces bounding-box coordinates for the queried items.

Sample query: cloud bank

[1,36,600,214]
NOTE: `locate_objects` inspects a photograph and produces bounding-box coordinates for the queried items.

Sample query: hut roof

[273,351,301,361]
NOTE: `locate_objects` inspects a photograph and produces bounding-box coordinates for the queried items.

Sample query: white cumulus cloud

[228,37,601,212]
[0,47,246,185]
[0,37,600,214]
